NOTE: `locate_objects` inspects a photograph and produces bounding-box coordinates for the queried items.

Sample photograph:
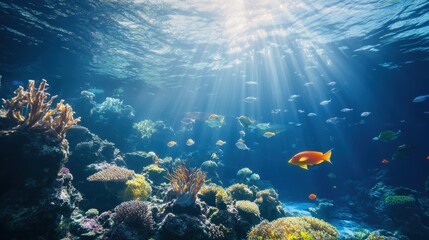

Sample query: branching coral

[119,174,152,201]
[87,165,135,182]
[248,216,338,240]
[167,165,206,207]
[0,79,80,139]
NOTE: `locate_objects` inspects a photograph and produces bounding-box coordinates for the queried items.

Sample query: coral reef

[66,125,126,211]
[156,212,225,240]
[248,216,339,240]
[0,166,82,239]
[0,79,84,239]
[0,79,80,140]
[108,200,155,239]
[227,183,254,201]
[87,97,135,151]
[249,173,260,185]
[144,164,168,185]
[201,160,222,185]
[119,174,152,201]
[94,97,135,119]
[87,165,135,182]
[133,119,157,139]
[237,167,252,180]
[167,165,206,208]
[199,184,229,209]
[309,198,335,220]
[124,151,158,172]
[255,188,287,220]
[236,200,260,216]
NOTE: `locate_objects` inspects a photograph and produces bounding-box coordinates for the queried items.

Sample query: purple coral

[81,218,103,233]
[59,167,70,175]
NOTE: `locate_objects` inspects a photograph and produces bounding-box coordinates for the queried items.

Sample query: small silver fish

[341,108,353,112]
[307,113,317,117]
[244,96,257,103]
[361,112,371,117]
[326,117,345,124]
[320,99,331,105]
[235,141,250,150]
[413,94,429,103]
[245,81,258,85]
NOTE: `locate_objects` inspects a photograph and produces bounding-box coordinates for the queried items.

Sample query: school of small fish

[157,77,426,201]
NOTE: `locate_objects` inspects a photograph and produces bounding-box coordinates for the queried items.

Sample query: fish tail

[323,149,333,163]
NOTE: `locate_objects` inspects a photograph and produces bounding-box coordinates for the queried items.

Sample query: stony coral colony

[0,80,396,240]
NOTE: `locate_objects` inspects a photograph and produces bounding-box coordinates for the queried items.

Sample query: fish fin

[298,157,309,162]
[323,149,333,163]
[299,164,308,170]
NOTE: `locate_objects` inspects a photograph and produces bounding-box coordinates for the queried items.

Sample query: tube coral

[167,165,206,207]
[0,79,80,139]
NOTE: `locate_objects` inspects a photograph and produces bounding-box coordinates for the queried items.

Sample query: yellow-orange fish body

[288,149,332,170]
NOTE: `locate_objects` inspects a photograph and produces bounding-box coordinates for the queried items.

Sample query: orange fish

[381,159,389,164]
[288,149,332,170]
[427,156,429,160]
[308,193,317,200]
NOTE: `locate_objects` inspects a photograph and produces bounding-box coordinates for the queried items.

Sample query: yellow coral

[120,174,152,201]
[248,216,338,240]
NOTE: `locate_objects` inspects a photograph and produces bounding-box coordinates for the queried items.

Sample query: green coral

[248,216,338,240]
[384,195,416,207]
[227,183,254,201]
[120,174,152,201]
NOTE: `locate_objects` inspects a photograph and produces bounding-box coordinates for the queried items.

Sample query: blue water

[1,0,429,238]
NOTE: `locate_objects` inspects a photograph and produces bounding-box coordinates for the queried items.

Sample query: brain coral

[248,216,338,240]
[236,200,260,216]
